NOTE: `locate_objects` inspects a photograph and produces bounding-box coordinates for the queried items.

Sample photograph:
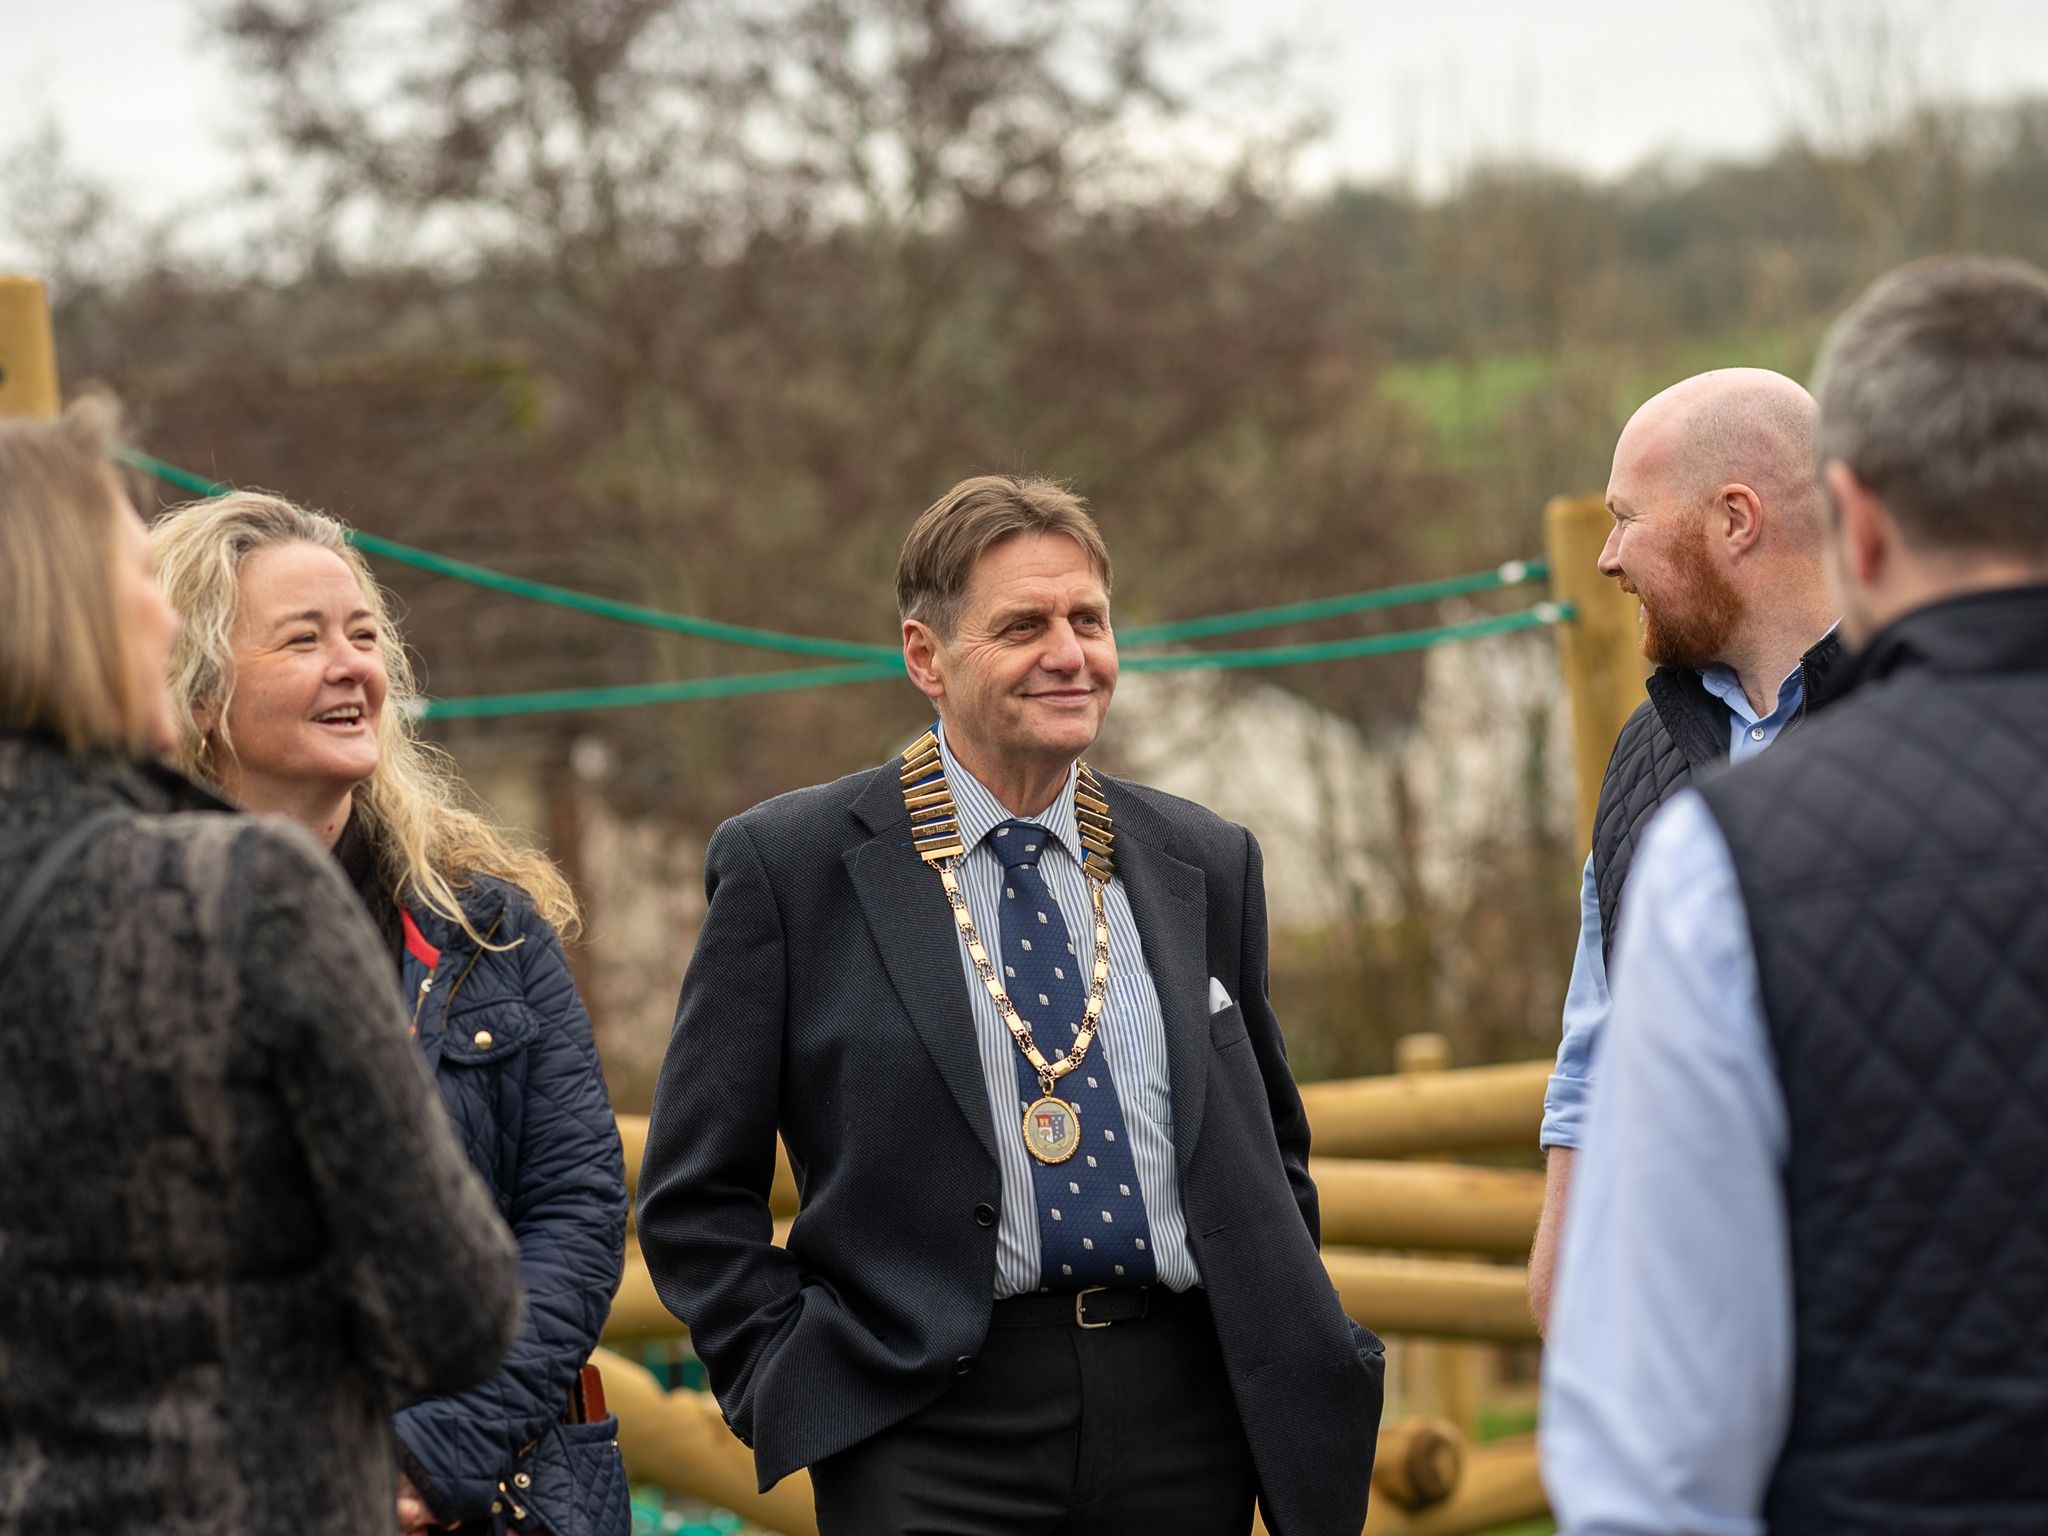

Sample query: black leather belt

[989,1285,1202,1330]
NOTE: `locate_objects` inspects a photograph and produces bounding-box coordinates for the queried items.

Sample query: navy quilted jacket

[393,876,629,1535]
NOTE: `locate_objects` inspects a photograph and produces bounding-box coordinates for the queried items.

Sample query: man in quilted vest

[1542,254,2048,1534]
[1527,367,1845,1330]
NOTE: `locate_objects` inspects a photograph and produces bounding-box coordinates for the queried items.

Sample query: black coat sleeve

[635,817,808,1444]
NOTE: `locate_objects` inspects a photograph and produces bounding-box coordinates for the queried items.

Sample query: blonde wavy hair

[150,491,580,941]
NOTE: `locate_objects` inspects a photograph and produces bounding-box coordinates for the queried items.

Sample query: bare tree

[1766,0,1978,269]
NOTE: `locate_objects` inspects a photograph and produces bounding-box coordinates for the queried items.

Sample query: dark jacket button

[973,1202,996,1227]
[955,1355,975,1375]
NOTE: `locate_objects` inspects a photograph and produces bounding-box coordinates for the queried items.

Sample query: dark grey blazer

[637,758,1384,1536]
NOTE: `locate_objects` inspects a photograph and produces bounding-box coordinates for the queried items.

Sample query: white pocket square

[1208,976,1233,1015]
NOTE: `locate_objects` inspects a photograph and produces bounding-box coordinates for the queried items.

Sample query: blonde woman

[0,406,520,1535]
[152,492,628,1536]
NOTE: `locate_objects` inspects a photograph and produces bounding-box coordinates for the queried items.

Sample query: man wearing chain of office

[638,475,1385,1536]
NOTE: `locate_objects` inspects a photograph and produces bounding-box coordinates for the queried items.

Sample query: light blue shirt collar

[934,722,1082,863]
[1696,657,1806,728]
[1695,621,1842,727]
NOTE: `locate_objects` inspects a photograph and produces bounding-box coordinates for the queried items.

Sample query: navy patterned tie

[990,819,1158,1290]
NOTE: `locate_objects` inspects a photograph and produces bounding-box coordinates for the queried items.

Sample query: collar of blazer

[844,758,1215,1176]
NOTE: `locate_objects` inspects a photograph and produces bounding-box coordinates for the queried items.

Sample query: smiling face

[214,541,388,814]
[1601,418,1742,670]
[922,531,1117,797]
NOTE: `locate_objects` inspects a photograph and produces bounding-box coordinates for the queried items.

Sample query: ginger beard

[1624,511,1742,671]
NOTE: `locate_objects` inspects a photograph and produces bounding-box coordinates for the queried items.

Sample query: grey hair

[1815,255,2048,556]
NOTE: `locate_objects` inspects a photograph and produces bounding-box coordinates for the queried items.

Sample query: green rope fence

[415,660,907,721]
[411,606,1571,720]
[1122,603,1569,673]
[1120,562,1546,646]
[118,449,899,663]
[119,447,1571,722]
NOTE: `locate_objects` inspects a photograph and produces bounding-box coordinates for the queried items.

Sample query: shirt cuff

[1540,1073,1589,1149]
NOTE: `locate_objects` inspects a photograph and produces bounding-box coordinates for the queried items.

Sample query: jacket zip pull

[400,907,445,1037]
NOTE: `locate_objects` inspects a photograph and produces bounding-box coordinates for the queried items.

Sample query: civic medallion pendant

[1022,1095,1082,1164]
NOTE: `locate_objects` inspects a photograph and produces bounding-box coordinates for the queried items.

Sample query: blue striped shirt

[936,725,1201,1297]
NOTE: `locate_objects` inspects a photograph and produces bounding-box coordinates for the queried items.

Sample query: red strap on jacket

[400,907,441,970]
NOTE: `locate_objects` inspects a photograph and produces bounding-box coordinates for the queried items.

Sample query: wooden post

[1544,494,1648,851]
[1393,1032,1450,1076]
[0,276,62,419]
[1387,1036,1488,1435]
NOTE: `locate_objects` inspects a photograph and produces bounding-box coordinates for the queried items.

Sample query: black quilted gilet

[1590,630,1846,962]
[1696,585,2048,1535]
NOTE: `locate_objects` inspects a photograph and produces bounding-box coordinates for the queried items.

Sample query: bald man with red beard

[1527,368,1845,1331]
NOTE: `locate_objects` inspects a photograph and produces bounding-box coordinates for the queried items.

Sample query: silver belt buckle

[1075,1285,1112,1329]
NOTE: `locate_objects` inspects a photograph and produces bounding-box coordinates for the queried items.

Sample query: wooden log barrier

[592,1345,819,1536]
[1322,1251,1539,1345]
[606,1231,791,1342]
[1384,1033,1486,1434]
[1251,1435,1541,1536]
[1297,1060,1549,1159]
[610,1240,1536,1348]
[608,1241,1537,1349]
[618,1114,1541,1257]
[1371,1416,1465,1510]
[601,1337,1465,1536]
[1365,1435,1546,1536]
[605,1239,674,1342]
[619,1063,1549,1217]
[1309,1155,1542,1256]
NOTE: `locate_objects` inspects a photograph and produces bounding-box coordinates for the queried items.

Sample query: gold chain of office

[900,729,1117,1164]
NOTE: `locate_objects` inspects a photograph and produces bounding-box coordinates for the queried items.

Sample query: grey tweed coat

[0,734,523,1536]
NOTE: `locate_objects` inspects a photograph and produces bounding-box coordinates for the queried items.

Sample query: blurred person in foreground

[151,492,629,1536]
[1542,255,2048,1533]
[1527,366,1845,1331]
[637,475,1385,1536]
[0,402,522,1535]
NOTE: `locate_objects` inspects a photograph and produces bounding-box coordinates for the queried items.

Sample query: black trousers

[811,1289,1258,1536]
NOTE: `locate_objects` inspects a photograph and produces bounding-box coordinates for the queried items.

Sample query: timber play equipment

[0,277,62,419]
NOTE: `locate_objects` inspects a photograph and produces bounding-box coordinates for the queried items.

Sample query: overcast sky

[1265,0,2048,181]
[8,0,2048,264]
